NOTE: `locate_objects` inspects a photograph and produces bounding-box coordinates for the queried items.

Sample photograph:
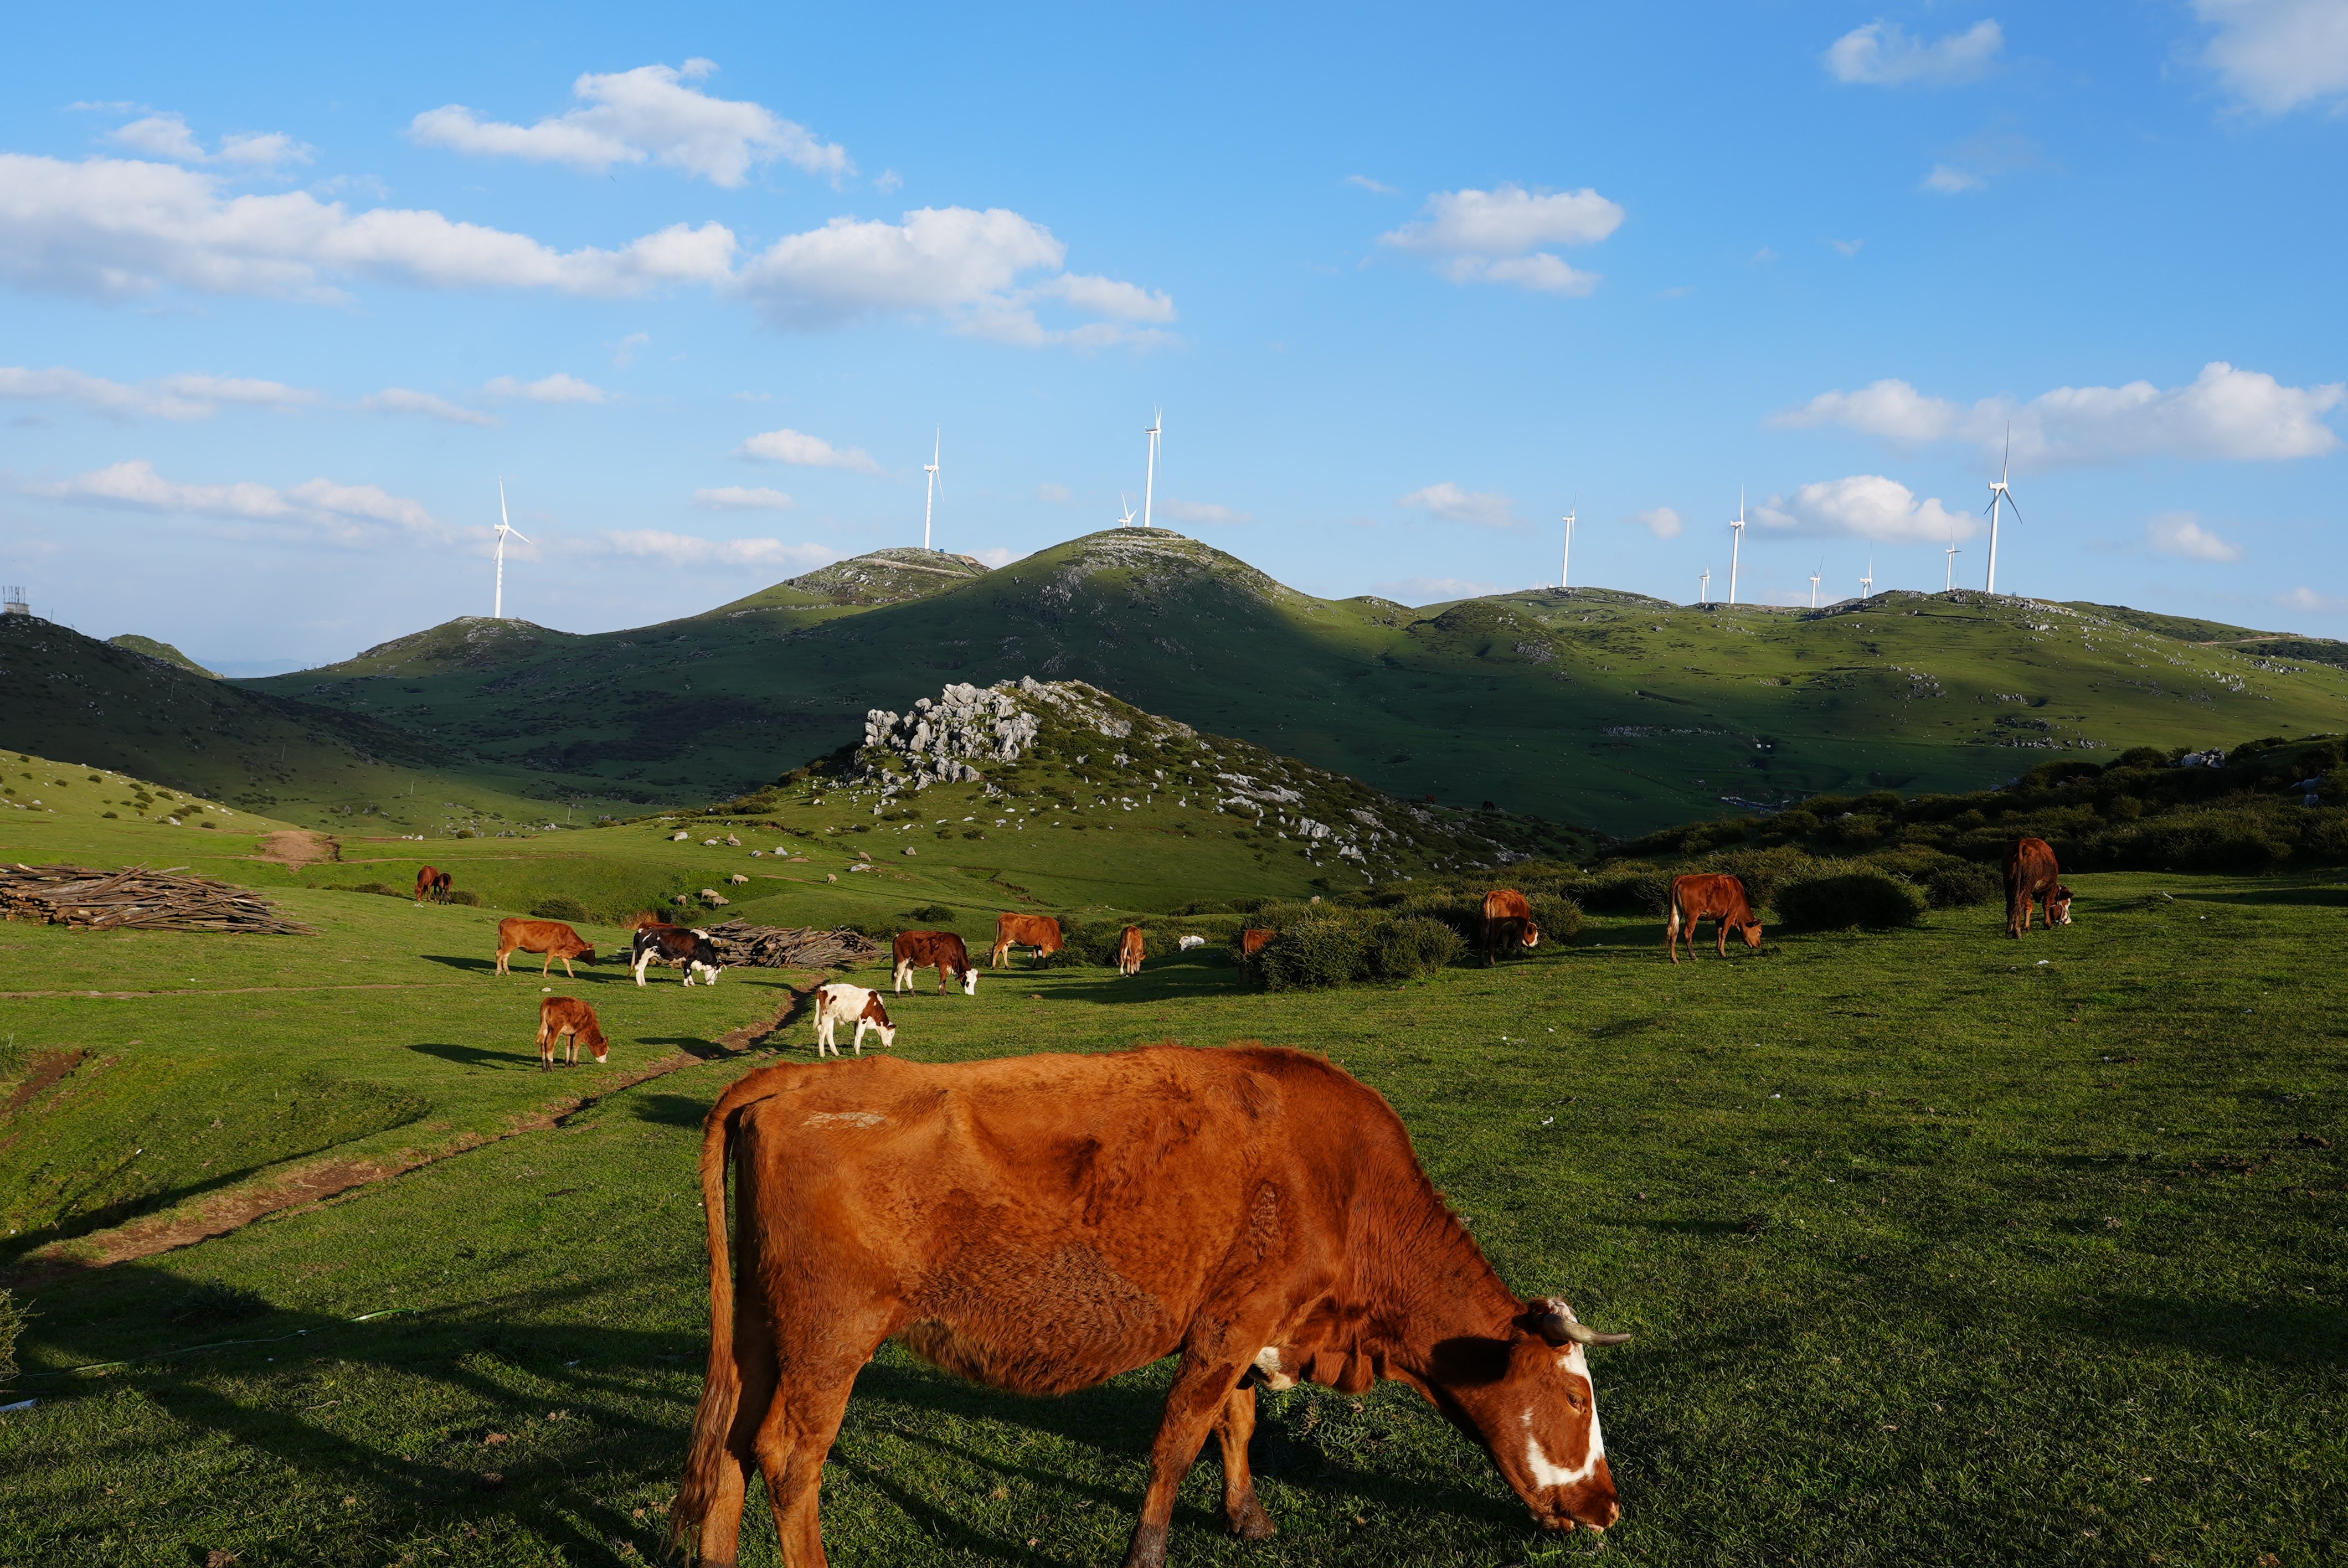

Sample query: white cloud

[1633,505,1684,539]
[1038,271,1177,322]
[484,372,607,404]
[614,331,650,366]
[0,151,737,303]
[972,547,1015,568]
[1922,163,1985,194]
[362,388,497,426]
[1376,575,1506,604]
[1825,20,2004,86]
[586,529,835,569]
[1400,482,1520,530]
[2277,586,2348,616]
[1754,475,1976,543]
[1775,362,2344,466]
[1158,497,1253,525]
[1379,184,1622,295]
[873,169,902,194]
[2146,511,2242,561]
[20,458,443,542]
[1343,174,1399,194]
[1830,238,1866,256]
[736,427,883,473]
[409,61,851,188]
[105,112,312,170]
[0,364,313,420]
[693,485,794,511]
[2196,0,2348,114]
[1036,482,1072,504]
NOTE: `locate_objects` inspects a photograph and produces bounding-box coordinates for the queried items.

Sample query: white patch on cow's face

[1254,1345,1296,1391]
[960,967,977,996]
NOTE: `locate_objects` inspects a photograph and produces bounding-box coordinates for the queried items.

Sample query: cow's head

[572,942,598,963]
[957,964,977,997]
[585,1033,610,1065]
[2049,886,2073,926]
[861,995,898,1046]
[1520,921,1542,950]
[1736,917,1764,950]
[1428,1298,1626,1534]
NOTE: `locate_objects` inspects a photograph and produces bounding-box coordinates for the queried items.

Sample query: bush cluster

[531,896,593,924]
[1774,869,1932,930]
[1242,911,1476,990]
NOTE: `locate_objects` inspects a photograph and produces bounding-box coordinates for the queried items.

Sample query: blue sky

[2,2,2343,672]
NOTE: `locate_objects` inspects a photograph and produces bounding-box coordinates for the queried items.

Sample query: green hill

[105,634,217,678]
[235,529,2348,837]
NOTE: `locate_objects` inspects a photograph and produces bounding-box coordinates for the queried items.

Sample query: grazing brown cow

[990,912,1064,967]
[672,1046,1630,1568]
[414,865,452,904]
[536,996,609,1070]
[892,930,977,996]
[2004,837,2073,937]
[1666,874,1762,963]
[495,917,596,978]
[1117,924,1146,976]
[1480,889,1542,965]
[1239,927,1274,957]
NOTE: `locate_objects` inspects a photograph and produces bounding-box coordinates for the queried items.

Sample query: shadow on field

[409,1041,532,1070]
[2172,885,2348,907]
[630,1094,710,1128]
[1036,956,1248,1005]
[2071,1292,2348,1365]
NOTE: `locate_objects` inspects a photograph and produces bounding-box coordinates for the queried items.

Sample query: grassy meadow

[4,764,2344,1567]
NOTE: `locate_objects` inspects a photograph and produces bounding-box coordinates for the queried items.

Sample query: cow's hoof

[1119,1523,1171,1568]
[1227,1498,1276,1540]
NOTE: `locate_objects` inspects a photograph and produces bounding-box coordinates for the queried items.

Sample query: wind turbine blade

[507,527,532,545]
[499,478,509,530]
[2001,424,2011,483]
[2001,491,2020,520]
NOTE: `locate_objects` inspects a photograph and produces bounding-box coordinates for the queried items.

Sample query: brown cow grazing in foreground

[1117,924,1146,976]
[673,1046,1630,1568]
[990,912,1063,967]
[536,996,609,1070]
[414,865,452,904]
[1239,927,1274,957]
[496,917,596,978]
[892,930,977,996]
[1666,874,1762,964]
[2005,837,2073,937]
[1480,889,1542,965]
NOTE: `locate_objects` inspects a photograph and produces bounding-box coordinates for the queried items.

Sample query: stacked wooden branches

[698,920,882,969]
[0,863,314,935]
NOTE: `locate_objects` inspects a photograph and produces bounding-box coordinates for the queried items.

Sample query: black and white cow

[632,924,724,987]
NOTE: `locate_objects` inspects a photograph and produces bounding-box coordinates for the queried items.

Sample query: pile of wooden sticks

[697,920,882,969]
[0,862,314,935]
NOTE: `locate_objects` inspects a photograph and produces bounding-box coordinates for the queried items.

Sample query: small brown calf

[537,997,609,1070]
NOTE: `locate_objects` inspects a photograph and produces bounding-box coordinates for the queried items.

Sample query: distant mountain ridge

[214,529,2348,836]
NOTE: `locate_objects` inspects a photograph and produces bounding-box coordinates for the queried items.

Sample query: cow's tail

[1665,886,1684,959]
[672,1066,789,1560]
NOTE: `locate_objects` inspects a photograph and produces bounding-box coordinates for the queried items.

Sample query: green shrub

[1922,861,2001,908]
[1525,894,1584,943]
[1372,916,1464,979]
[904,904,954,924]
[1248,915,1378,991]
[531,895,593,924]
[0,1287,21,1386]
[444,889,482,907]
[1776,869,1929,930]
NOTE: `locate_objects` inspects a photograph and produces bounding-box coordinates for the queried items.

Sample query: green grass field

[4,757,2344,1566]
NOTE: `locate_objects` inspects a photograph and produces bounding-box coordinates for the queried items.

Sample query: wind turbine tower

[1560,506,1577,590]
[922,428,942,550]
[492,479,531,620]
[1945,530,1962,591]
[1728,487,1746,606]
[1860,557,1875,601]
[1141,408,1161,531]
[1700,566,1711,607]
[1809,560,1821,609]
[1984,424,2021,594]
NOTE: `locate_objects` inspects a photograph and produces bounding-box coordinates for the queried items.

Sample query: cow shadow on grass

[408,1041,534,1070]
[1022,957,1250,1006]
[2061,1291,2347,1366]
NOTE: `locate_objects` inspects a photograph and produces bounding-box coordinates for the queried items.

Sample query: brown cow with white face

[1481,889,1542,964]
[536,997,609,1070]
[2005,837,2072,937]
[892,930,976,996]
[672,1046,1630,1568]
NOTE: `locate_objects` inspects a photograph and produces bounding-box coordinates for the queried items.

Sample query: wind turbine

[492,479,531,620]
[1809,558,1822,609]
[1984,423,2020,594]
[1945,525,1963,591]
[1727,487,1746,606]
[1116,491,1137,528]
[922,428,942,551]
[1141,408,1161,530]
[1560,504,1577,590]
[1700,566,1712,607]
[1860,556,1875,601]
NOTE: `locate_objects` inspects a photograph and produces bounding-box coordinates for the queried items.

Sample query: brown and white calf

[811,983,897,1057]
[1480,889,1542,965]
[2004,837,2073,937]
[1117,924,1146,976]
[892,930,977,996]
[536,996,609,1070]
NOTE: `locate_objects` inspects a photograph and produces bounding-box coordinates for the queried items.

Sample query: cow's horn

[1533,1299,1632,1349]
